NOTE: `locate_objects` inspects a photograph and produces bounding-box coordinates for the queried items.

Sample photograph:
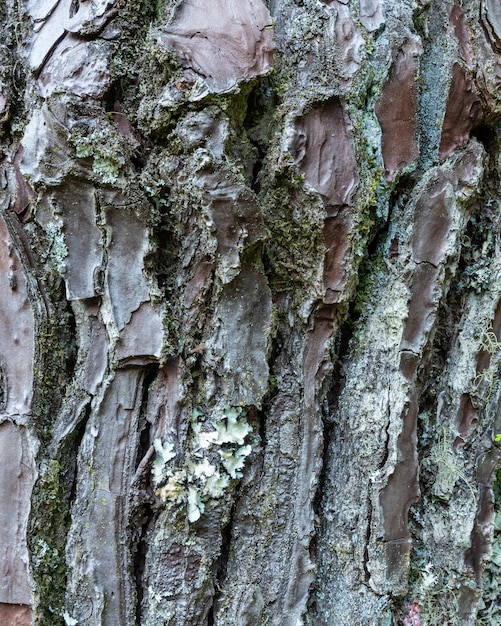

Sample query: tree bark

[1,0,501,624]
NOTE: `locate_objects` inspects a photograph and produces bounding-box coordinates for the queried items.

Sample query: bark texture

[1,0,501,624]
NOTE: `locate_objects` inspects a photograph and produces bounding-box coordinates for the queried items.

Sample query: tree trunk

[1,0,501,624]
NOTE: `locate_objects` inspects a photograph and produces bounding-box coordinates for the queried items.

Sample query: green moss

[29,459,69,626]
[26,224,77,622]
[32,310,73,444]
[263,166,325,296]
[208,82,256,128]
[70,123,128,185]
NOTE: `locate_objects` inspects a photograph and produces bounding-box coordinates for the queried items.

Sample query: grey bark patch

[105,206,152,331]
[38,35,110,98]
[64,0,117,35]
[25,0,60,23]
[196,171,264,283]
[19,105,74,187]
[65,368,144,625]
[26,0,116,75]
[0,216,34,417]
[37,184,104,300]
[323,211,351,302]
[411,173,453,266]
[116,302,163,365]
[81,312,109,395]
[359,0,385,32]
[0,423,35,605]
[482,0,501,51]
[330,2,365,80]
[208,269,271,406]
[401,262,440,354]
[26,0,70,72]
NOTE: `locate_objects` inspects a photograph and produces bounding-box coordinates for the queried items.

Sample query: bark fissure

[133,503,154,626]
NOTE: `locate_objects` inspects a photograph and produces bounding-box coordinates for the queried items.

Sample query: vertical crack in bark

[133,503,154,626]
[309,309,353,611]
[312,205,394,616]
[67,403,91,507]
[241,76,277,193]
[363,493,373,584]
[206,498,238,626]
[6,208,51,316]
[132,365,157,625]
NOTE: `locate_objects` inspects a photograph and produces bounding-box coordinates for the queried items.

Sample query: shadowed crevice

[131,365,159,625]
[206,498,239,626]
[133,503,155,626]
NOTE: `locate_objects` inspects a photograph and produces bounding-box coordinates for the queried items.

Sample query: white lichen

[44,222,68,272]
[63,612,78,626]
[214,407,252,445]
[152,438,176,485]
[187,486,205,522]
[219,445,252,478]
[152,405,252,521]
[421,563,437,589]
[72,125,127,184]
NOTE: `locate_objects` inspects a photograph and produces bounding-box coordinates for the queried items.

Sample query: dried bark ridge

[0,0,501,625]
[0,177,36,622]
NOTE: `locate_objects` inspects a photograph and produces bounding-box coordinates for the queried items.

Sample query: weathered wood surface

[0,0,501,624]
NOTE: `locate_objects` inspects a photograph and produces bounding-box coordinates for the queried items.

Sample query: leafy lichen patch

[153,406,253,523]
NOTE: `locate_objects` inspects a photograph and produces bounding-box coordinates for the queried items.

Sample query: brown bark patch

[411,173,452,266]
[303,305,336,407]
[292,99,357,207]
[399,351,418,381]
[375,37,421,180]
[0,604,32,626]
[401,263,440,354]
[183,258,214,309]
[450,5,473,65]
[466,448,501,582]
[323,211,351,303]
[379,393,420,543]
[439,64,482,160]
[455,394,478,445]
[156,0,274,93]
[13,148,33,221]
